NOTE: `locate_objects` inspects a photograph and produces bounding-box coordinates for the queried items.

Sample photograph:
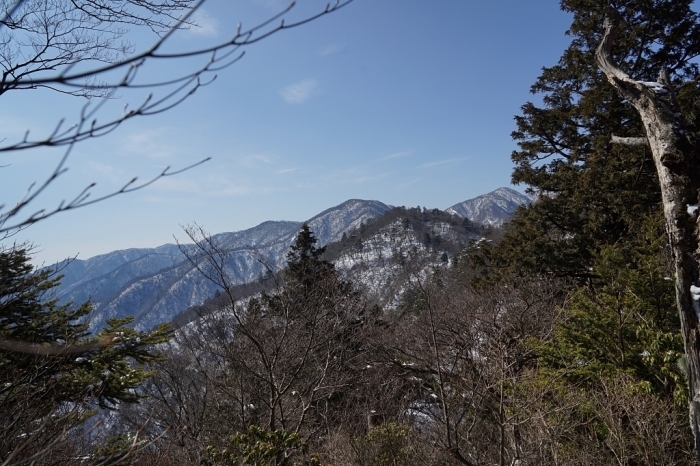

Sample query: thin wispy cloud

[0,117,35,140]
[88,161,120,176]
[152,177,203,194]
[417,158,466,168]
[396,177,422,190]
[381,151,411,161]
[238,154,273,168]
[143,195,173,204]
[206,173,289,197]
[280,79,317,104]
[276,167,299,175]
[320,168,391,185]
[86,161,126,185]
[336,173,390,185]
[210,181,253,196]
[320,43,344,56]
[187,8,219,37]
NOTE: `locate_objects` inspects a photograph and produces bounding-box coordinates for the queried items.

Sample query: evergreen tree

[493,0,700,278]
[525,221,692,462]
[0,244,172,464]
[537,218,685,403]
[594,5,700,454]
[203,426,321,466]
[284,223,331,292]
[186,224,373,442]
[456,2,700,461]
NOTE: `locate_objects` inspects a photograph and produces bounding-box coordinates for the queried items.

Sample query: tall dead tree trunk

[596,8,700,458]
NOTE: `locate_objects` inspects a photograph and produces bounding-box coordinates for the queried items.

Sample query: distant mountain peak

[305,199,391,245]
[49,192,527,332]
[490,187,526,198]
[50,198,391,331]
[446,187,531,227]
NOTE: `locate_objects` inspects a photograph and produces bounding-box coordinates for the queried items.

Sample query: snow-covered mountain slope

[173,207,475,328]
[306,199,391,244]
[329,208,474,308]
[49,188,528,332]
[446,187,531,227]
[52,199,390,331]
[51,244,185,311]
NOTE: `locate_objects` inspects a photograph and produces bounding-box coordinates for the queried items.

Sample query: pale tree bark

[610,135,648,146]
[596,8,700,458]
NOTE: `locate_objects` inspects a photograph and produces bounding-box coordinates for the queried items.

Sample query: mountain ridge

[49,188,530,330]
[446,187,531,226]
[53,199,391,330]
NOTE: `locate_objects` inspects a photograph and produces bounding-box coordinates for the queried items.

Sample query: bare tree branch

[610,135,648,146]
[0,0,354,236]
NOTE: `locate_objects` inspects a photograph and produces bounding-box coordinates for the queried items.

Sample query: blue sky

[1,0,574,264]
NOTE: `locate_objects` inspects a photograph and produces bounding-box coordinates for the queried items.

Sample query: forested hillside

[125,1,698,463]
[4,1,700,465]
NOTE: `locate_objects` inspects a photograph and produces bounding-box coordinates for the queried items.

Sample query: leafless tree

[0,0,353,237]
[377,266,567,466]
[593,376,691,466]
[123,224,380,462]
[120,321,231,465]
[0,0,196,99]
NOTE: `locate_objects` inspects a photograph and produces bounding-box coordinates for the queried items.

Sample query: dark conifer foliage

[284,223,333,294]
[455,2,700,462]
[497,0,700,277]
[0,245,171,464]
